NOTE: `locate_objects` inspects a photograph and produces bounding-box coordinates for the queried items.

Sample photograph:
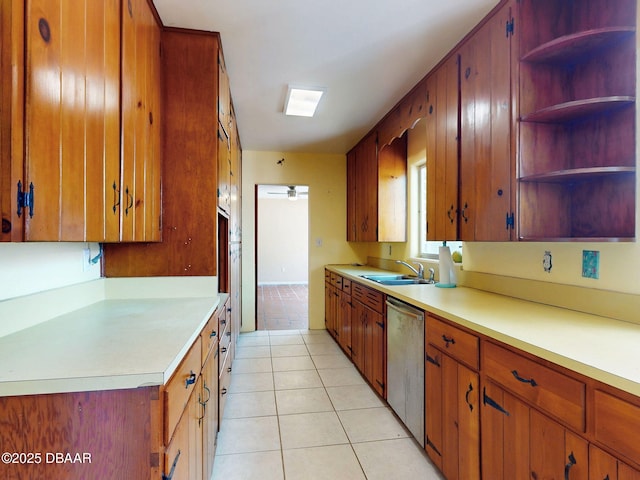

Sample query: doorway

[255,185,309,330]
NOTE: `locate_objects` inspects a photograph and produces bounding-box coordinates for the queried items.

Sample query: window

[417,163,462,259]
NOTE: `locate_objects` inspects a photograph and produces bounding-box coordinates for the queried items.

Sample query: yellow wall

[241,150,364,331]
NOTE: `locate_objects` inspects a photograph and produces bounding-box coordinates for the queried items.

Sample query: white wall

[258,196,309,284]
[0,243,102,301]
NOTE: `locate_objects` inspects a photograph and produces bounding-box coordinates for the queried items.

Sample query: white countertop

[328,264,640,397]
[0,278,220,397]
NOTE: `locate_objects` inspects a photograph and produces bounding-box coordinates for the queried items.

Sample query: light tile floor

[211,329,445,480]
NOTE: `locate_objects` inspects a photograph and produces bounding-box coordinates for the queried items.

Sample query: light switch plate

[582,250,599,279]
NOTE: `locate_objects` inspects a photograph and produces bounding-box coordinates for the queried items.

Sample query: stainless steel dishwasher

[386,297,425,447]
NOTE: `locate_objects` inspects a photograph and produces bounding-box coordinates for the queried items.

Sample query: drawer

[342,278,352,295]
[325,269,331,282]
[483,342,585,431]
[352,282,384,312]
[426,315,479,370]
[201,310,220,366]
[594,389,640,464]
[330,272,343,289]
[164,336,202,444]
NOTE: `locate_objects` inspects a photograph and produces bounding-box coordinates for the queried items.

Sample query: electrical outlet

[582,250,599,279]
[82,248,91,272]
[543,251,552,273]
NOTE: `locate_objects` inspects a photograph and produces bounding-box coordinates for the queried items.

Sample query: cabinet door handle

[511,370,538,387]
[221,347,227,353]
[564,452,577,480]
[112,181,120,213]
[426,436,442,457]
[425,353,440,367]
[461,202,469,223]
[483,388,510,416]
[447,205,456,223]
[442,335,456,348]
[221,387,228,395]
[124,186,133,216]
[465,383,474,412]
[184,371,196,388]
[162,449,181,480]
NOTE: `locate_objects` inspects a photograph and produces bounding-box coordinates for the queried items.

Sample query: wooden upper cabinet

[517,0,636,240]
[0,0,23,242]
[104,31,220,277]
[24,0,121,241]
[120,0,162,242]
[459,0,514,242]
[347,131,407,242]
[347,132,378,242]
[425,54,459,242]
[378,81,427,150]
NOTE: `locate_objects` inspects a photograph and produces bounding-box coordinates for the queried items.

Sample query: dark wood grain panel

[0,387,161,480]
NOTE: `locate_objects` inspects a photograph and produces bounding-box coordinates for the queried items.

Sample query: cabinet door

[459,1,514,241]
[24,0,120,241]
[353,132,378,242]
[202,349,219,480]
[121,0,161,242]
[338,289,352,356]
[481,380,530,480]
[530,409,588,480]
[426,54,459,241]
[217,124,231,213]
[377,134,407,242]
[366,308,385,398]
[351,301,366,374]
[1,0,23,242]
[425,345,479,480]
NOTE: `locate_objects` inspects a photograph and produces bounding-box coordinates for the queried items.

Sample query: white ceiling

[153,0,499,154]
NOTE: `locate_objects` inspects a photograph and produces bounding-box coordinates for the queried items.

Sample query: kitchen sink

[360,274,434,286]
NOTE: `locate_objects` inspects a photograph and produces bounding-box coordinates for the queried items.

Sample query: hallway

[211,329,444,480]
[257,285,308,330]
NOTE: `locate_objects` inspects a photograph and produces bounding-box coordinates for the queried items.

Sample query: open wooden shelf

[519,166,635,183]
[521,27,635,64]
[521,97,635,123]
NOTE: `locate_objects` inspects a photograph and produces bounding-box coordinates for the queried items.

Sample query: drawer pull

[220,319,226,326]
[185,371,196,388]
[511,370,538,387]
[221,387,228,395]
[226,331,231,337]
[442,335,456,348]
[483,388,510,416]
[210,330,217,338]
[564,452,577,480]
[163,449,181,480]
[221,347,227,354]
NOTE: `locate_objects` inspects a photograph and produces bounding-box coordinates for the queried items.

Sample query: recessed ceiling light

[284,86,325,117]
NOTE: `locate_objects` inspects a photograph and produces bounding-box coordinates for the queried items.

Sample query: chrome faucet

[396,260,424,279]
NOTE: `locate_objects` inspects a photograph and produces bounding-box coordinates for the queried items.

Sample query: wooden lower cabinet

[425,316,480,480]
[425,348,479,480]
[0,387,163,480]
[0,301,229,480]
[325,277,385,398]
[352,295,386,397]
